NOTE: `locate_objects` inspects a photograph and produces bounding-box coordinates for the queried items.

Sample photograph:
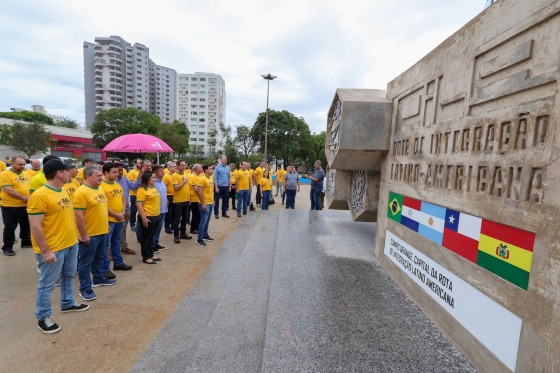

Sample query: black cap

[43,160,73,175]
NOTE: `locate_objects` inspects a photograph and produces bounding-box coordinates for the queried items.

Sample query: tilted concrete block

[326,89,392,171]
[347,170,380,222]
[325,168,350,210]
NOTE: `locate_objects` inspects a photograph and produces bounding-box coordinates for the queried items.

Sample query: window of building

[192,77,197,81]
[191,112,197,115]
[199,118,205,122]
[200,78,206,81]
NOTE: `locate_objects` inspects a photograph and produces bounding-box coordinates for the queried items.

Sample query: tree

[0,111,54,125]
[158,120,190,158]
[55,117,79,129]
[0,121,54,157]
[90,108,162,149]
[251,110,312,166]
[303,132,327,171]
[188,145,206,163]
[234,125,258,159]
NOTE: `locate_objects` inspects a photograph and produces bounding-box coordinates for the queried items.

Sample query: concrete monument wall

[374,0,560,371]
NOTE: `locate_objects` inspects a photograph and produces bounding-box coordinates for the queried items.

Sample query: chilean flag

[442,208,482,262]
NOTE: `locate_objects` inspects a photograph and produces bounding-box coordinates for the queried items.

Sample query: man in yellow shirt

[29,155,61,195]
[75,158,95,185]
[28,159,89,333]
[253,161,265,206]
[236,162,252,217]
[101,163,132,274]
[195,164,214,246]
[162,161,176,234]
[127,158,143,231]
[229,163,238,211]
[24,159,42,179]
[0,159,6,172]
[188,164,202,235]
[62,164,80,200]
[0,156,32,256]
[73,166,113,301]
[275,165,286,197]
[172,160,191,243]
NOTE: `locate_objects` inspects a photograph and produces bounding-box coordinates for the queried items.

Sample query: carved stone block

[347,170,380,222]
[325,168,350,210]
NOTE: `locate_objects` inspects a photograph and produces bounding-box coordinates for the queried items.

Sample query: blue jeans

[285,189,296,209]
[214,185,229,215]
[237,190,250,214]
[310,187,322,210]
[262,190,271,210]
[35,243,79,320]
[153,212,166,246]
[103,222,124,271]
[78,234,107,292]
[130,195,137,227]
[198,204,212,240]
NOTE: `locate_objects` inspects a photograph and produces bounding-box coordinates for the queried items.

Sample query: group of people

[0,153,324,335]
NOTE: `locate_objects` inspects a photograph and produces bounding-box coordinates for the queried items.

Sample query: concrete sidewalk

[134,209,476,372]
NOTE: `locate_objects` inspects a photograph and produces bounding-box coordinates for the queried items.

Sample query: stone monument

[326,0,560,371]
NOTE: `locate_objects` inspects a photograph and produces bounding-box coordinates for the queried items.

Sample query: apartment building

[83,36,176,126]
[176,72,226,155]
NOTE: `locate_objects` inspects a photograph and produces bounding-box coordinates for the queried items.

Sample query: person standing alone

[283,165,300,210]
[309,160,325,211]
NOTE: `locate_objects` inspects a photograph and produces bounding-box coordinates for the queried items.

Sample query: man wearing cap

[0,156,32,256]
[74,166,114,302]
[213,155,231,219]
[28,160,89,334]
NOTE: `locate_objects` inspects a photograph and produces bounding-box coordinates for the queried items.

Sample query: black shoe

[222,213,230,218]
[155,244,166,251]
[21,242,33,248]
[215,214,219,219]
[61,303,90,313]
[243,211,247,215]
[174,236,181,243]
[196,239,206,247]
[203,236,215,242]
[190,230,198,234]
[165,229,173,234]
[104,271,116,279]
[180,234,193,240]
[37,316,61,334]
[237,213,242,217]
[113,263,132,271]
[3,249,15,256]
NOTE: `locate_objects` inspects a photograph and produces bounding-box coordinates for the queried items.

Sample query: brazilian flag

[387,192,402,223]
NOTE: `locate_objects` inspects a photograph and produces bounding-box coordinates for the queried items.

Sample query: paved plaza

[0,185,475,372]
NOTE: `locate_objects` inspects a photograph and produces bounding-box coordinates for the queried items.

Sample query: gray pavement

[133,209,476,373]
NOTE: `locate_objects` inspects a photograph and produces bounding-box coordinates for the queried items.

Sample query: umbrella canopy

[102,134,174,153]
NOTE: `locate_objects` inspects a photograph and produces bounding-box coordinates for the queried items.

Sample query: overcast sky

[0,1,485,133]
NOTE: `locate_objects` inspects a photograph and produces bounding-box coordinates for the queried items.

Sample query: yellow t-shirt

[197,174,214,205]
[164,168,169,175]
[163,173,174,196]
[230,169,238,185]
[23,168,42,179]
[172,171,189,203]
[0,169,30,207]
[27,185,78,254]
[100,180,124,223]
[0,161,6,172]
[62,178,80,201]
[188,174,200,203]
[73,184,109,236]
[76,167,84,181]
[254,167,264,182]
[260,177,272,191]
[236,170,251,191]
[127,168,140,196]
[276,169,286,182]
[29,172,47,193]
[136,186,160,216]
[122,168,128,177]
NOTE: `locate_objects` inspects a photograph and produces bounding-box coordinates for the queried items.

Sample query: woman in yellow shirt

[136,171,161,264]
[260,170,273,210]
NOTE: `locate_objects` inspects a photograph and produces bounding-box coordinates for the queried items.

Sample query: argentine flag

[401,197,446,245]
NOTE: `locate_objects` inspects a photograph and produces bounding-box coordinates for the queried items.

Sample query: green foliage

[187,145,206,164]
[158,120,190,157]
[251,110,312,166]
[54,117,79,129]
[0,111,54,125]
[90,108,162,149]
[0,121,54,157]
[234,125,258,158]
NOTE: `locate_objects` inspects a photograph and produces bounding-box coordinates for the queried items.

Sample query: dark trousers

[190,202,200,233]
[129,195,137,227]
[140,215,160,260]
[1,206,31,251]
[256,185,262,205]
[165,195,174,229]
[285,189,297,209]
[173,202,190,237]
[230,186,236,209]
[214,185,229,216]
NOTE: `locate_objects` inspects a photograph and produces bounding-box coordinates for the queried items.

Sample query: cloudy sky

[0,1,485,133]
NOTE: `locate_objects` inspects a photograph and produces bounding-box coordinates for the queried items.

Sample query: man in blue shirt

[309,160,325,211]
[213,155,231,219]
[152,165,168,252]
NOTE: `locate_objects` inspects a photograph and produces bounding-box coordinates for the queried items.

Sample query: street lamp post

[261,73,277,161]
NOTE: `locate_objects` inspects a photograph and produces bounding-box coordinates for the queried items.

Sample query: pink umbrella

[102,134,174,164]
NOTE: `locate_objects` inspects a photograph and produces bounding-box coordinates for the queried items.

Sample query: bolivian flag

[477,219,535,290]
